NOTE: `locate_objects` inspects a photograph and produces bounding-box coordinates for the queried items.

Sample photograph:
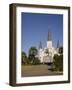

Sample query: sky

[21,12,63,54]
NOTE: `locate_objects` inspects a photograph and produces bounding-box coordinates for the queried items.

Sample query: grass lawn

[21,64,63,77]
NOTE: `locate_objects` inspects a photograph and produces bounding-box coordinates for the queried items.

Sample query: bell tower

[47,31,52,49]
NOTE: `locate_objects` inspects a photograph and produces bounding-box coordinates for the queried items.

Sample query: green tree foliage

[53,54,59,71]
[59,46,63,54]
[29,47,38,56]
[53,47,63,71]
[53,54,63,71]
[32,58,40,65]
[28,47,40,64]
[58,55,63,71]
[22,52,29,64]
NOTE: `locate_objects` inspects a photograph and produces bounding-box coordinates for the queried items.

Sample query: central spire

[48,31,51,41]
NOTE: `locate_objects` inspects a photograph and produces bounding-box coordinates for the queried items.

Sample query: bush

[32,58,40,65]
[28,46,40,65]
[58,55,63,71]
[53,54,63,71]
[22,52,30,65]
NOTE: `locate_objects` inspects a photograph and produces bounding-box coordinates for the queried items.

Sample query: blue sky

[21,12,63,54]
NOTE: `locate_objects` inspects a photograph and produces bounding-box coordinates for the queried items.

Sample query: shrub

[32,58,40,65]
[53,54,63,71]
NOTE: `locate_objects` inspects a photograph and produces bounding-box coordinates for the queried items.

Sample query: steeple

[57,40,60,48]
[48,31,51,41]
[39,41,42,49]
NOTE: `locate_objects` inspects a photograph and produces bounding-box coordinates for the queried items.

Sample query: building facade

[38,32,60,63]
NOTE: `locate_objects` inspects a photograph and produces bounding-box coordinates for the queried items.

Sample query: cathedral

[37,32,60,64]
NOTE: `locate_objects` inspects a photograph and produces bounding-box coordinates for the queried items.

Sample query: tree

[59,46,63,54]
[28,47,40,64]
[29,47,38,56]
[58,55,63,71]
[53,46,63,71]
[53,54,63,71]
[53,54,59,71]
[32,58,40,65]
[22,52,29,64]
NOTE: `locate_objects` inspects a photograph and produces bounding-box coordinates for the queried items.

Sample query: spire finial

[48,31,51,41]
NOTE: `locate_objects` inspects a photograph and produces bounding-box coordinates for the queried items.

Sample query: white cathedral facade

[37,32,60,64]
